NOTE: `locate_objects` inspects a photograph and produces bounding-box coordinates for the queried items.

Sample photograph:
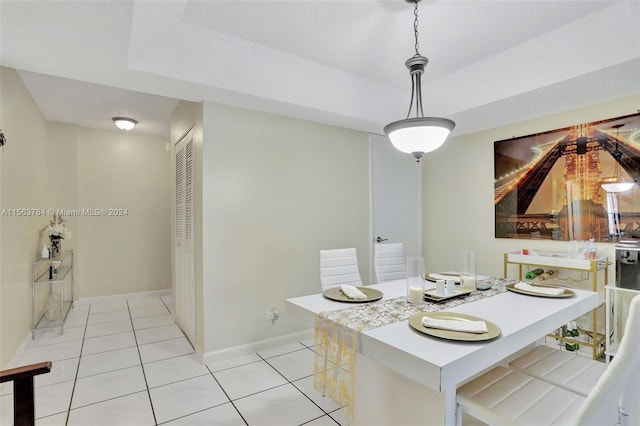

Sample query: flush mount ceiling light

[384,0,455,162]
[602,124,634,193]
[112,117,137,131]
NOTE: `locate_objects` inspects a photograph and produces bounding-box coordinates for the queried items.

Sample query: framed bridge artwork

[494,112,640,242]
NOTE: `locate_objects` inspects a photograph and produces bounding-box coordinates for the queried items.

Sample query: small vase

[44,288,62,321]
[50,236,61,258]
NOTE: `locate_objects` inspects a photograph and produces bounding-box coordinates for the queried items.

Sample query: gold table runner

[313,278,511,418]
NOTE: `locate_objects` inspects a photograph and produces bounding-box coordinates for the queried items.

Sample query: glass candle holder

[461,251,477,291]
[406,256,425,305]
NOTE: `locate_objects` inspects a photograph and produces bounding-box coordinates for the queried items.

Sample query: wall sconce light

[112,117,137,131]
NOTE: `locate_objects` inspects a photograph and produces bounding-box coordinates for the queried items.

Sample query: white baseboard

[201,329,314,365]
[73,289,172,305]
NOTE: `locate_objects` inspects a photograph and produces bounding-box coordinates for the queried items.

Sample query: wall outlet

[265,308,279,323]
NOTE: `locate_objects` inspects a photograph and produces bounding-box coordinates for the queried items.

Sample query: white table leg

[443,388,457,426]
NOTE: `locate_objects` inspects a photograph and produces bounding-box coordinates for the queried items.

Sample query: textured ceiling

[1,1,639,138]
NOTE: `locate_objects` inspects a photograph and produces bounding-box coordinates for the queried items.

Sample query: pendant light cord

[406,0,424,119]
[413,1,420,56]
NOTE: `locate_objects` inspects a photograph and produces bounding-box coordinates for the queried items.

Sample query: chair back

[319,248,362,291]
[374,243,406,283]
[575,294,640,425]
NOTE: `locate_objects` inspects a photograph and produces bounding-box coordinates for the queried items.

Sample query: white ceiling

[2,1,639,139]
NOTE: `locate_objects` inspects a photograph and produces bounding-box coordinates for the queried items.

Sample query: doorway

[370,133,422,283]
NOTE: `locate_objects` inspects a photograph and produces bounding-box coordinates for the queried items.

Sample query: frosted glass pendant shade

[384,117,455,160]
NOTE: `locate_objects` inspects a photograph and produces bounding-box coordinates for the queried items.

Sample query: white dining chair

[374,242,406,283]
[508,345,606,397]
[319,247,363,291]
[456,294,640,426]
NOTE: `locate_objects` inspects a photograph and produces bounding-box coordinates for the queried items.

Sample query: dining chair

[319,247,363,291]
[508,345,606,397]
[456,294,640,426]
[374,242,406,283]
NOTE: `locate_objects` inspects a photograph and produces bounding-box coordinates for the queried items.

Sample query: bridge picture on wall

[494,112,640,242]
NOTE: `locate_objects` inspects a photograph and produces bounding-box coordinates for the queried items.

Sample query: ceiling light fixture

[384,0,455,162]
[112,117,137,131]
[602,124,634,193]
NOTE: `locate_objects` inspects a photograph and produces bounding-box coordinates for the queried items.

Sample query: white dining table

[286,279,601,426]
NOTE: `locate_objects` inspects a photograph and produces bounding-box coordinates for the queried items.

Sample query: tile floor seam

[261,346,343,419]
[204,381,292,404]
[257,352,335,421]
[126,300,159,426]
[76,362,143,381]
[153,402,240,426]
[205,365,250,426]
[259,344,308,360]
[77,344,138,357]
[136,335,187,347]
[129,311,171,320]
[68,389,150,412]
[158,297,172,314]
[207,359,264,374]
[300,413,341,426]
[142,352,196,366]
[146,372,211,390]
[289,374,346,417]
[65,302,92,426]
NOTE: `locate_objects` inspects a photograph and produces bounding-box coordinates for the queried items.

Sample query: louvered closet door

[174,131,195,343]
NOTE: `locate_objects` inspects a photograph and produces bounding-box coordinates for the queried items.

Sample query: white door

[174,130,196,343]
[370,133,422,283]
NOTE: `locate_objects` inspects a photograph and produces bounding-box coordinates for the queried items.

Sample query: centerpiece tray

[423,287,472,302]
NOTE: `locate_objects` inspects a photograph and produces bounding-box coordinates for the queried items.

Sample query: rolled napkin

[421,316,488,333]
[514,282,566,296]
[339,284,367,300]
[428,273,461,283]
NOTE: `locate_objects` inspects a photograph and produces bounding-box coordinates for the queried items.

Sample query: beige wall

[201,102,370,356]
[0,67,49,368]
[423,95,640,283]
[76,127,171,298]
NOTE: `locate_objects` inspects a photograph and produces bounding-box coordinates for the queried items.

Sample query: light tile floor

[0,295,348,426]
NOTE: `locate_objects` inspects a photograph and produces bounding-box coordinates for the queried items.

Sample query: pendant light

[384,0,455,162]
[601,124,634,193]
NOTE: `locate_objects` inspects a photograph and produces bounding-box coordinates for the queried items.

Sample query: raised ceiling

[2,1,639,138]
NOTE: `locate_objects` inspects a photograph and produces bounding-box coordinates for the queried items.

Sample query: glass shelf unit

[31,250,74,338]
[504,251,609,360]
